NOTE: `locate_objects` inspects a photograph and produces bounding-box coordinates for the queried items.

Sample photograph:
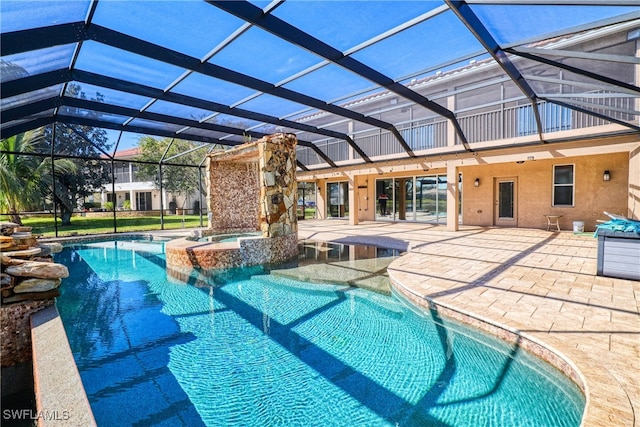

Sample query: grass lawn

[3,214,204,238]
[3,209,317,238]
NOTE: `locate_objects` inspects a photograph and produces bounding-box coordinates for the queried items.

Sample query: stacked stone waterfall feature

[165,133,299,272]
[257,133,298,238]
[207,132,298,238]
[1,222,67,366]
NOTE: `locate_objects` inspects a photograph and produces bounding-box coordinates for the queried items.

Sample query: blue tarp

[594,218,640,236]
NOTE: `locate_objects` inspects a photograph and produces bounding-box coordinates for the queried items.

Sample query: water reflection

[272,240,402,295]
[297,240,400,263]
[55,246,204,426]
[167,240,402,295]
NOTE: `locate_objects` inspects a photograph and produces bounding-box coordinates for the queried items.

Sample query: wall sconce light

[603,170,610,181]
[474,178,480,187]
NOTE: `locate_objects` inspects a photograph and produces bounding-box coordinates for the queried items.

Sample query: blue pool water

[55,240,584,426]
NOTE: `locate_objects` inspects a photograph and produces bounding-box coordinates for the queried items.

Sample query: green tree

[39,83,112,226]
[42,124,111,225]
[135,137,209,208]
[0,129,76,224]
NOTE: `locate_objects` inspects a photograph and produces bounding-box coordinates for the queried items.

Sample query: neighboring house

[96,147,201,214]
[296,23,639,232]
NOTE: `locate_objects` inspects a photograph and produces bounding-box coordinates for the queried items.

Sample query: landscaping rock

[4,261,69,279]
[2,289,60,304]
[0,247,42,258]
[14,278,62,294]
[0,222,18,236]
[38,242,63,255]
[12,232,32,238]
[0,236,15,249]
[0,273,13,288]
[1,255,25,266]
[10,233,37,248]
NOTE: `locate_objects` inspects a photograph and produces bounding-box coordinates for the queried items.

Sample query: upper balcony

[296,92,637,168]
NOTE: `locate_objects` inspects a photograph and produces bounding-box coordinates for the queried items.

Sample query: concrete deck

[31,305,96,426]
[298,220,639,427]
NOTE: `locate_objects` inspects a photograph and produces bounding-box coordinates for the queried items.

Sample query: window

[553,165,574,206]
[113,162,130,183]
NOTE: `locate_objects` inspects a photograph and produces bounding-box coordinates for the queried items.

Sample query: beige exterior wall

[300,135,638,231]
[629,144,640,220]
[460,152,629,232]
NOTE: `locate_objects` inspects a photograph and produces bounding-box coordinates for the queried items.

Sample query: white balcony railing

[297,97,636,166]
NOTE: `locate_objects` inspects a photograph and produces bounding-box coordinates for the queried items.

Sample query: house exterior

[295,23,639,232]
[96,147,200,214]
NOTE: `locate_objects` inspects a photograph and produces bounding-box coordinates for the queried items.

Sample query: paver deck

[298,220,640,427]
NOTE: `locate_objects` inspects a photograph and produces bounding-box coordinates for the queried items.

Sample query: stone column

[258,134,298,237]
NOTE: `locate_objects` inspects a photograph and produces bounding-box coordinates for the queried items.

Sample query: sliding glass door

[394,177,414,221]
[375,179,393,219]
[327,182,349,218]
[377,175,447,223]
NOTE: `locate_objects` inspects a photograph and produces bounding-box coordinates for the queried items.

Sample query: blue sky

[3,0,635,151]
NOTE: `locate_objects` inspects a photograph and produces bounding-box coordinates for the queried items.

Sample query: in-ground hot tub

[165,228,299,281]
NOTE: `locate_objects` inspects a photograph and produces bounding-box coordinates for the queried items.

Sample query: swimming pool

[55,240,584,426]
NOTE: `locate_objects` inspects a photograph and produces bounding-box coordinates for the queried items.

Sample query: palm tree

[0,129,75,225]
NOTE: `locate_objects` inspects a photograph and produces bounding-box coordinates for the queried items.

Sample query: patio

[297,220,639,427]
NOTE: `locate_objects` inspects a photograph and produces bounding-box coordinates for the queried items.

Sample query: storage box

[596,229,640,280]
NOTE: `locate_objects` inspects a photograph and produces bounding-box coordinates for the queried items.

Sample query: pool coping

[31,305,96,427]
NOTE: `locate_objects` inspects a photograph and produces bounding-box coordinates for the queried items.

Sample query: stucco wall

[461,152,629,231]
[629,144,640,220]
[303,137,636,230]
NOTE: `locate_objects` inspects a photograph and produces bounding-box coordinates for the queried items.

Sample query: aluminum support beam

[446,0,546,144]
[208,0,473,154]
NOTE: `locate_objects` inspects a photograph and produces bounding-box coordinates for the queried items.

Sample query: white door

[494,177,518,227]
